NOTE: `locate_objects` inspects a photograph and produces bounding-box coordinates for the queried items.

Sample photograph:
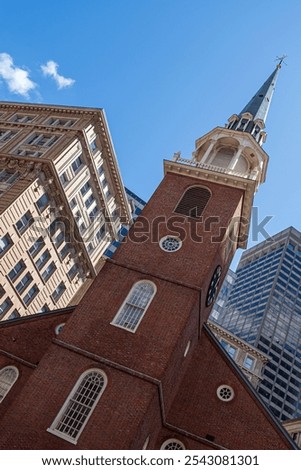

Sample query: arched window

[174,186,211,218]
[112,281,156,332]
[211,147,234,168]
[48,369,107,444]
[0,366,19,402]
[234,155,248,174]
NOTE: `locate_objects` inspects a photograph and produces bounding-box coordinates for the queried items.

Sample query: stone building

[283,418,301,448]
[0,103,131,320]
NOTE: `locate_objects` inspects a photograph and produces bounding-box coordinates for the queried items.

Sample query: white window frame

[51,282,66,302]
[0,234,12,254]
[71,155,83,174]
[55,323,65,335]
[111,280,156,333]
[0,169,20,185]
[160,438,185,450]
[0,297,13,318]
[47,369,107,444]
[243,355,255,371]
[8,260,26,281]
[26,133,58,148]
[0,366,19,403]
[42,261,56,281]
[45,117,76,128]
[13,148,43,158]
[216,384,235,402]
[15,272,33,293]
[23,284,39,306]
[10,114,36,123]
[0,129,17,144]
[36,193,49,213]
[35,249,50,270]
[15,211,31,233]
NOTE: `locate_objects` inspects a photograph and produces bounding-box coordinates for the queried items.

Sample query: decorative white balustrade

[171,155,258,181]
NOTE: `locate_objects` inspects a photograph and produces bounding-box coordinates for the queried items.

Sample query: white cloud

[41,60,75,89]
[0,53,37,97]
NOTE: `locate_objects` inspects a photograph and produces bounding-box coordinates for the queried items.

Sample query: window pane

[0,235,12,254]
[36,193,49,212]
[113,281,155,331]
[52,371,106,441]
[0,367,18,402]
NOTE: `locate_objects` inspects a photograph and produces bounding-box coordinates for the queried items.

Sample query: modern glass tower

[212,227,301,421]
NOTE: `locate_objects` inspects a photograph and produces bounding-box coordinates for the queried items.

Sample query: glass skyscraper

[212,227,301,421]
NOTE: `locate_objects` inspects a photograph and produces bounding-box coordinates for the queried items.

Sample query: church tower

[0,62,294,450]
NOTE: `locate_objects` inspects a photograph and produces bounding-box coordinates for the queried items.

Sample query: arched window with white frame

[111,280,156,332]
[47,369,107,444]
[0,366,19,403]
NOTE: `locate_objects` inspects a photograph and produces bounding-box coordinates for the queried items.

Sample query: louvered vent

[175,187,211,218]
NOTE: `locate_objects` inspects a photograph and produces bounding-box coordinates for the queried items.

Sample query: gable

[165,325,295,449]
[0,308,74,366]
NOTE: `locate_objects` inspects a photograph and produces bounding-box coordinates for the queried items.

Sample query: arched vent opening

[175,187,211,218]
[234,156,248,174]
[211,148,234,168]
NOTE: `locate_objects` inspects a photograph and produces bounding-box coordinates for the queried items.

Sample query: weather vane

[275,54,288,66]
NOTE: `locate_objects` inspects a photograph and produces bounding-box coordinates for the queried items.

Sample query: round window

[217,384,235,402]
[159,236,182,252]
[161,438,185,450]
[55,323,65,335]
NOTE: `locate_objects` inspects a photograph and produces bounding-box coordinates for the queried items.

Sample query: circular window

[55,323,65,335]
[160,236,182,252]
[217,385,235,402]
[161,438,185,450]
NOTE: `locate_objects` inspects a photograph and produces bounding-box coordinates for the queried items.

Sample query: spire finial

[275,54,288,68]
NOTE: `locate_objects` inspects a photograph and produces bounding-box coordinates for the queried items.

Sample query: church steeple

[226,61,282,145]
[172,63,284,248]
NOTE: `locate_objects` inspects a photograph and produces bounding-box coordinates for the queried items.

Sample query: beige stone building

[207,320,269,388]
[0,102,131,320]
[283,418,301,448]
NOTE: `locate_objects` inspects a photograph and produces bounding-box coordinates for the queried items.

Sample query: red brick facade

[0,171,295,449]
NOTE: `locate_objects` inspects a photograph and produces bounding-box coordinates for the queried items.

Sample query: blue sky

[1,0,301,261]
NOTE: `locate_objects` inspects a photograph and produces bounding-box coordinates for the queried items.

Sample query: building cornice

[92,111,132,224]
[207,320,269,362]
[0,101,103,116]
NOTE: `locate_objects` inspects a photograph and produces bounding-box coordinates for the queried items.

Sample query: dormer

[227,114,239,130]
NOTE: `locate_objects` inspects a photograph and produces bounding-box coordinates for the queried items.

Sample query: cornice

[207,320,269,361]
[0,154,46,179]
[92,113,132,224]
[0,101,103,116]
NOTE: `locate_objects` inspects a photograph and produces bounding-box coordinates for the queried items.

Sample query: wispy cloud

[0,52,37,97]
[41,60,75,89]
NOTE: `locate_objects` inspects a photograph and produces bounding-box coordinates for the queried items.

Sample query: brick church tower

[0,62,295,449]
